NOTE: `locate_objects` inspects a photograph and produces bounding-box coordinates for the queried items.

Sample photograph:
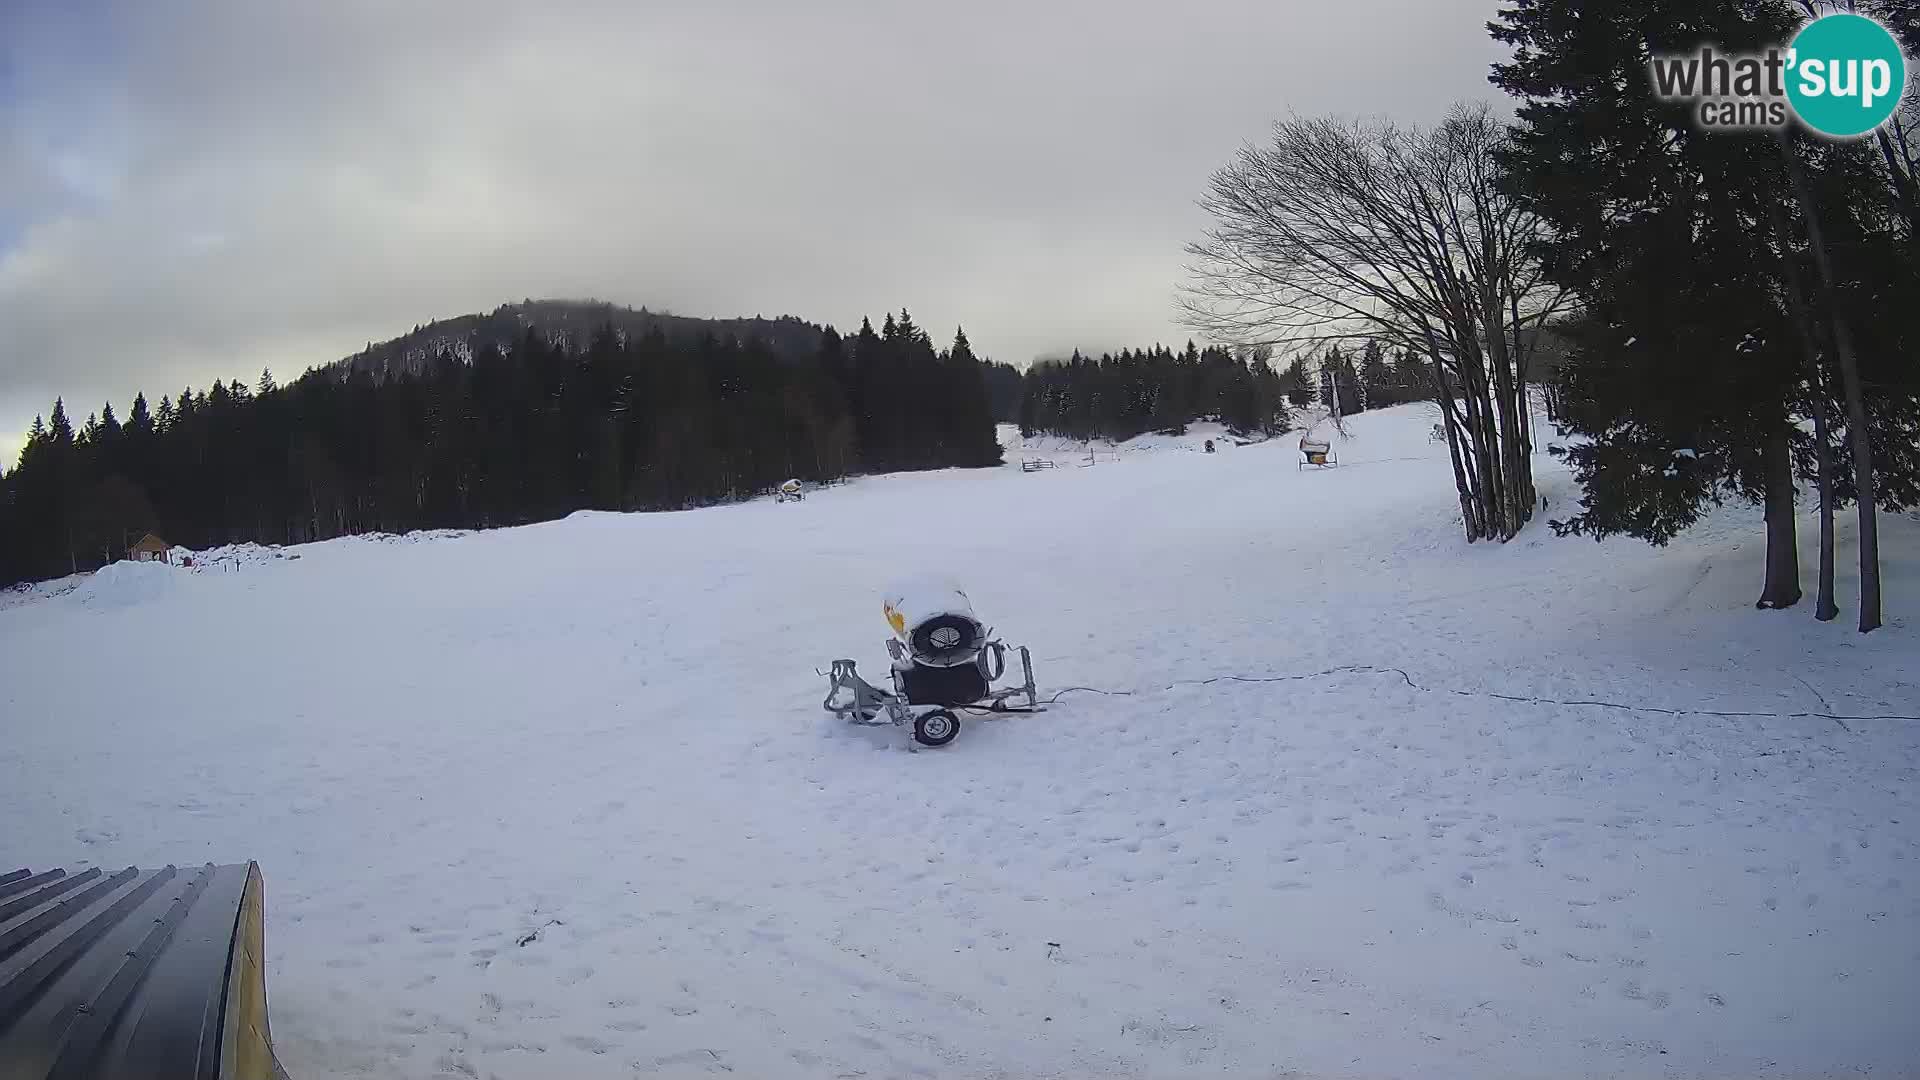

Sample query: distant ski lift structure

[1298,434,1338,469]
[1298,408,1343,468]
[1318,364,1349,436]
[1296,374,1348,470]
[1295,362,1350,470]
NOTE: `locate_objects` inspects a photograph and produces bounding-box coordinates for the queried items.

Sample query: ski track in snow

[3,407,1918,1079]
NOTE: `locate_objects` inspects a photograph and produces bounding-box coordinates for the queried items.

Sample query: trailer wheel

[913,709,960,747]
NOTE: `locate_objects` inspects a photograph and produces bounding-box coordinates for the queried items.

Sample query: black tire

[913,709,961,747]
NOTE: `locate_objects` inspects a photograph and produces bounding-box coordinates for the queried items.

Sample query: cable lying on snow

[1036,664,1919,725]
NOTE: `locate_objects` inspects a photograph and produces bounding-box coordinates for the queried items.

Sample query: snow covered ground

[3,403,1917,1079]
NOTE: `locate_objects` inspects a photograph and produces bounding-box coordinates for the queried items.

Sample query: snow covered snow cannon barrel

[0,861,288,1079]
[823,579,1040,746]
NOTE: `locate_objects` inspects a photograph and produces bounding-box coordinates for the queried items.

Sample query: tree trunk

[1454,344,1504,540]
[1876,127,1920,251]
[1425,336,1482,542]
[1758,418,1803,610]
[1480,303,1532,540]
[1828,308,1880,632]
[1441,403,1479,540]
[1783,137,1882,632]
[1808,386,1840,622]
[1769,202,1840,622]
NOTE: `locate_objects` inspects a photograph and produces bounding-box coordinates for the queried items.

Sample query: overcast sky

[0,0,1509,461]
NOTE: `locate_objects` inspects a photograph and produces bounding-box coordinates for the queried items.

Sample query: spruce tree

[944,327,1003,466]
[1359,340,1394,410]
[1492,0,1811,609]
[1283,357,1315,409]
[49,399,73,446]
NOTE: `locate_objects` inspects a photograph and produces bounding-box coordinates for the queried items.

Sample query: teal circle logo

[1787,13,1907,138]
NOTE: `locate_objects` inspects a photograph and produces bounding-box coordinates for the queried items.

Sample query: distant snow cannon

[823,578,1040,746]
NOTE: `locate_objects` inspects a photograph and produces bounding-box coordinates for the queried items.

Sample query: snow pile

[2,403,1916,1080]
[175,531,475,572]
[0,574,86,612]
[65,558,181,609]
[175,542,300,572]
[377,528,472,545]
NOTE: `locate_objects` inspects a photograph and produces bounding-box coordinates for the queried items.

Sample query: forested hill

[333,298,1026,422]
[0,308,1010,587]
[331,300,831,381]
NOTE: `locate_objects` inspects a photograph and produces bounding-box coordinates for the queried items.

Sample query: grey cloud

[0,0,1507,453]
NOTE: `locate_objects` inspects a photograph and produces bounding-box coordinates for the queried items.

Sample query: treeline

[1275,340,1437,415]
[1016,339,1434,443]
[0,310,1000,585]
[1017,344,1287,442]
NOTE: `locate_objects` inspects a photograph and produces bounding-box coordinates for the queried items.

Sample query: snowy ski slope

[2,404,1916,1079]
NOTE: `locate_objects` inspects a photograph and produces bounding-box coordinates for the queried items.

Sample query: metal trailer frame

[822,642,1039,746]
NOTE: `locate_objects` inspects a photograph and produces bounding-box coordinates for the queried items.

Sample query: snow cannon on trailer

[822,580,1040,746]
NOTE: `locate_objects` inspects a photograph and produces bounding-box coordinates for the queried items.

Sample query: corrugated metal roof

[0,863,284,1080]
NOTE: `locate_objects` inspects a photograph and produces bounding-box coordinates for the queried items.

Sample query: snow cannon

[823,579,1040,747]
[883,581,987,668]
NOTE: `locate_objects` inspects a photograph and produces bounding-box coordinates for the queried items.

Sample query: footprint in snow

[562,1035,612,1055]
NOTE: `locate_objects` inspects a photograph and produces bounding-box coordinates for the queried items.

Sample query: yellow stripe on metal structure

[0,861,291,1080]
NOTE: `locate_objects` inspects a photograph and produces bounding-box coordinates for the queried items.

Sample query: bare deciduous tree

[1182,102,1569,541]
